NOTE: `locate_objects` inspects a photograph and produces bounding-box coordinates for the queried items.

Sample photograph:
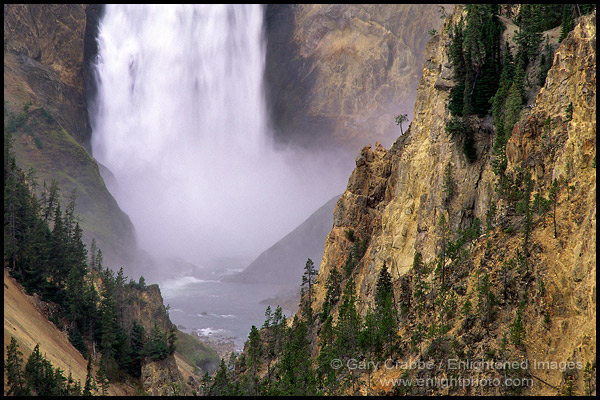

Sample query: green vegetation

[300,258,317,320]
[4,100,135,270]
[6,339,83,396]
[442,162,456,206]
[565,101,574,121]
[394,113,409,135]
[537,36,554,87]
[4,130,180,392]
[343,233,370,277]
[448,5,503,118]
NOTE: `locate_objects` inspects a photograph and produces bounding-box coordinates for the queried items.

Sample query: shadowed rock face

[4,4,137,271]
[224,195,340,286]
[4,4,92,148]
[264,4,449,152]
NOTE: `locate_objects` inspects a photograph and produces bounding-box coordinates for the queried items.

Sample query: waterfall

[91,5,344,265]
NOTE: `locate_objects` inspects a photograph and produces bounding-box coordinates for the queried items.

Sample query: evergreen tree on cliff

[5,337,31,396]
[375,262,398,359]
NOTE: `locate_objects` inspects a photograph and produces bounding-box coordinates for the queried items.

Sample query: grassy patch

[175,331,220,374]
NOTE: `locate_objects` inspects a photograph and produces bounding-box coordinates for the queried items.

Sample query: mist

[90,4,352,270]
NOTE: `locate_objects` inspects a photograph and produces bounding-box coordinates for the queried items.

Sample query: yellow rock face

[310,8,595,395]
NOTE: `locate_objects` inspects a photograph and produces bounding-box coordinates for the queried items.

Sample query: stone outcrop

[265,4,450,150]
[307,6,595,395]
[4,4,137,272]
[312,6,495,313]
[4,4,91,147]
[142,354,187,396]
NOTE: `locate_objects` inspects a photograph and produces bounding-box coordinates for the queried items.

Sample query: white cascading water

[91,5,344,266]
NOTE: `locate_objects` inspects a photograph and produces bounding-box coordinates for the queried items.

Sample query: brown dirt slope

[3,268,135,395]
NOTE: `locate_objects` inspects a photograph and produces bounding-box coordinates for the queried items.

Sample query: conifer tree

[95,357,110,395]
[335,278,361,360]
[5,337,30,396]
[52,366,67,396]
[317,315,339,394]
[394,113,409,134]
[412,251,428,317]
[263,305,272,328]
[558,6,574,43]
[247,325,262,395]
[280,318,317,395]
[537,36,554,87]
[83,355,97,395]
[375,263,398,359]
[301,258,317,321]
[24,344,45,394]
[129,320,145,377]
[321,265,342,321]
[48,200,67,293]
[210,359,231,396]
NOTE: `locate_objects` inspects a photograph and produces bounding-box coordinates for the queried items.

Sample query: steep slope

[312,5,494,315]
[307,7,596,395]
[4,264,218,395]
[3,268,135,395]
[224,195,339,285]
[265,4,450,150]
[228,6,595,397]
[4,4,137,270]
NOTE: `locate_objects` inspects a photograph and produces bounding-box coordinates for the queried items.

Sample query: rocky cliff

[312,5,495,314]
[4,4,137,272]
[265,4,450,151]
[301,6,595,395]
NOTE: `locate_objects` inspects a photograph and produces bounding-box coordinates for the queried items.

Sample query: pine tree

[167,326,177,355]
[442,162,456,205]
[48,200,67,293]
[52,366,67,396]
[5,337,30,395]
[210,359,231,396]
[263,305,272,328]
[280,318,317,395]
[83,355,97,395]
[375,263,398,359]
[358,308,381,359]
[129,320,145,377]
[95,357,110,395]
[317,315,340,394]
[301,258,317,321]
[558,6,575,43]
[537,36,554,87]
[146,322,169,361]
[24,344,45,394]
[321,265,342,322]
[42,180,60,224]
[247,325,262,395]
[334,278,361,360]
[412,251,429,318]
[394,113,409,134]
